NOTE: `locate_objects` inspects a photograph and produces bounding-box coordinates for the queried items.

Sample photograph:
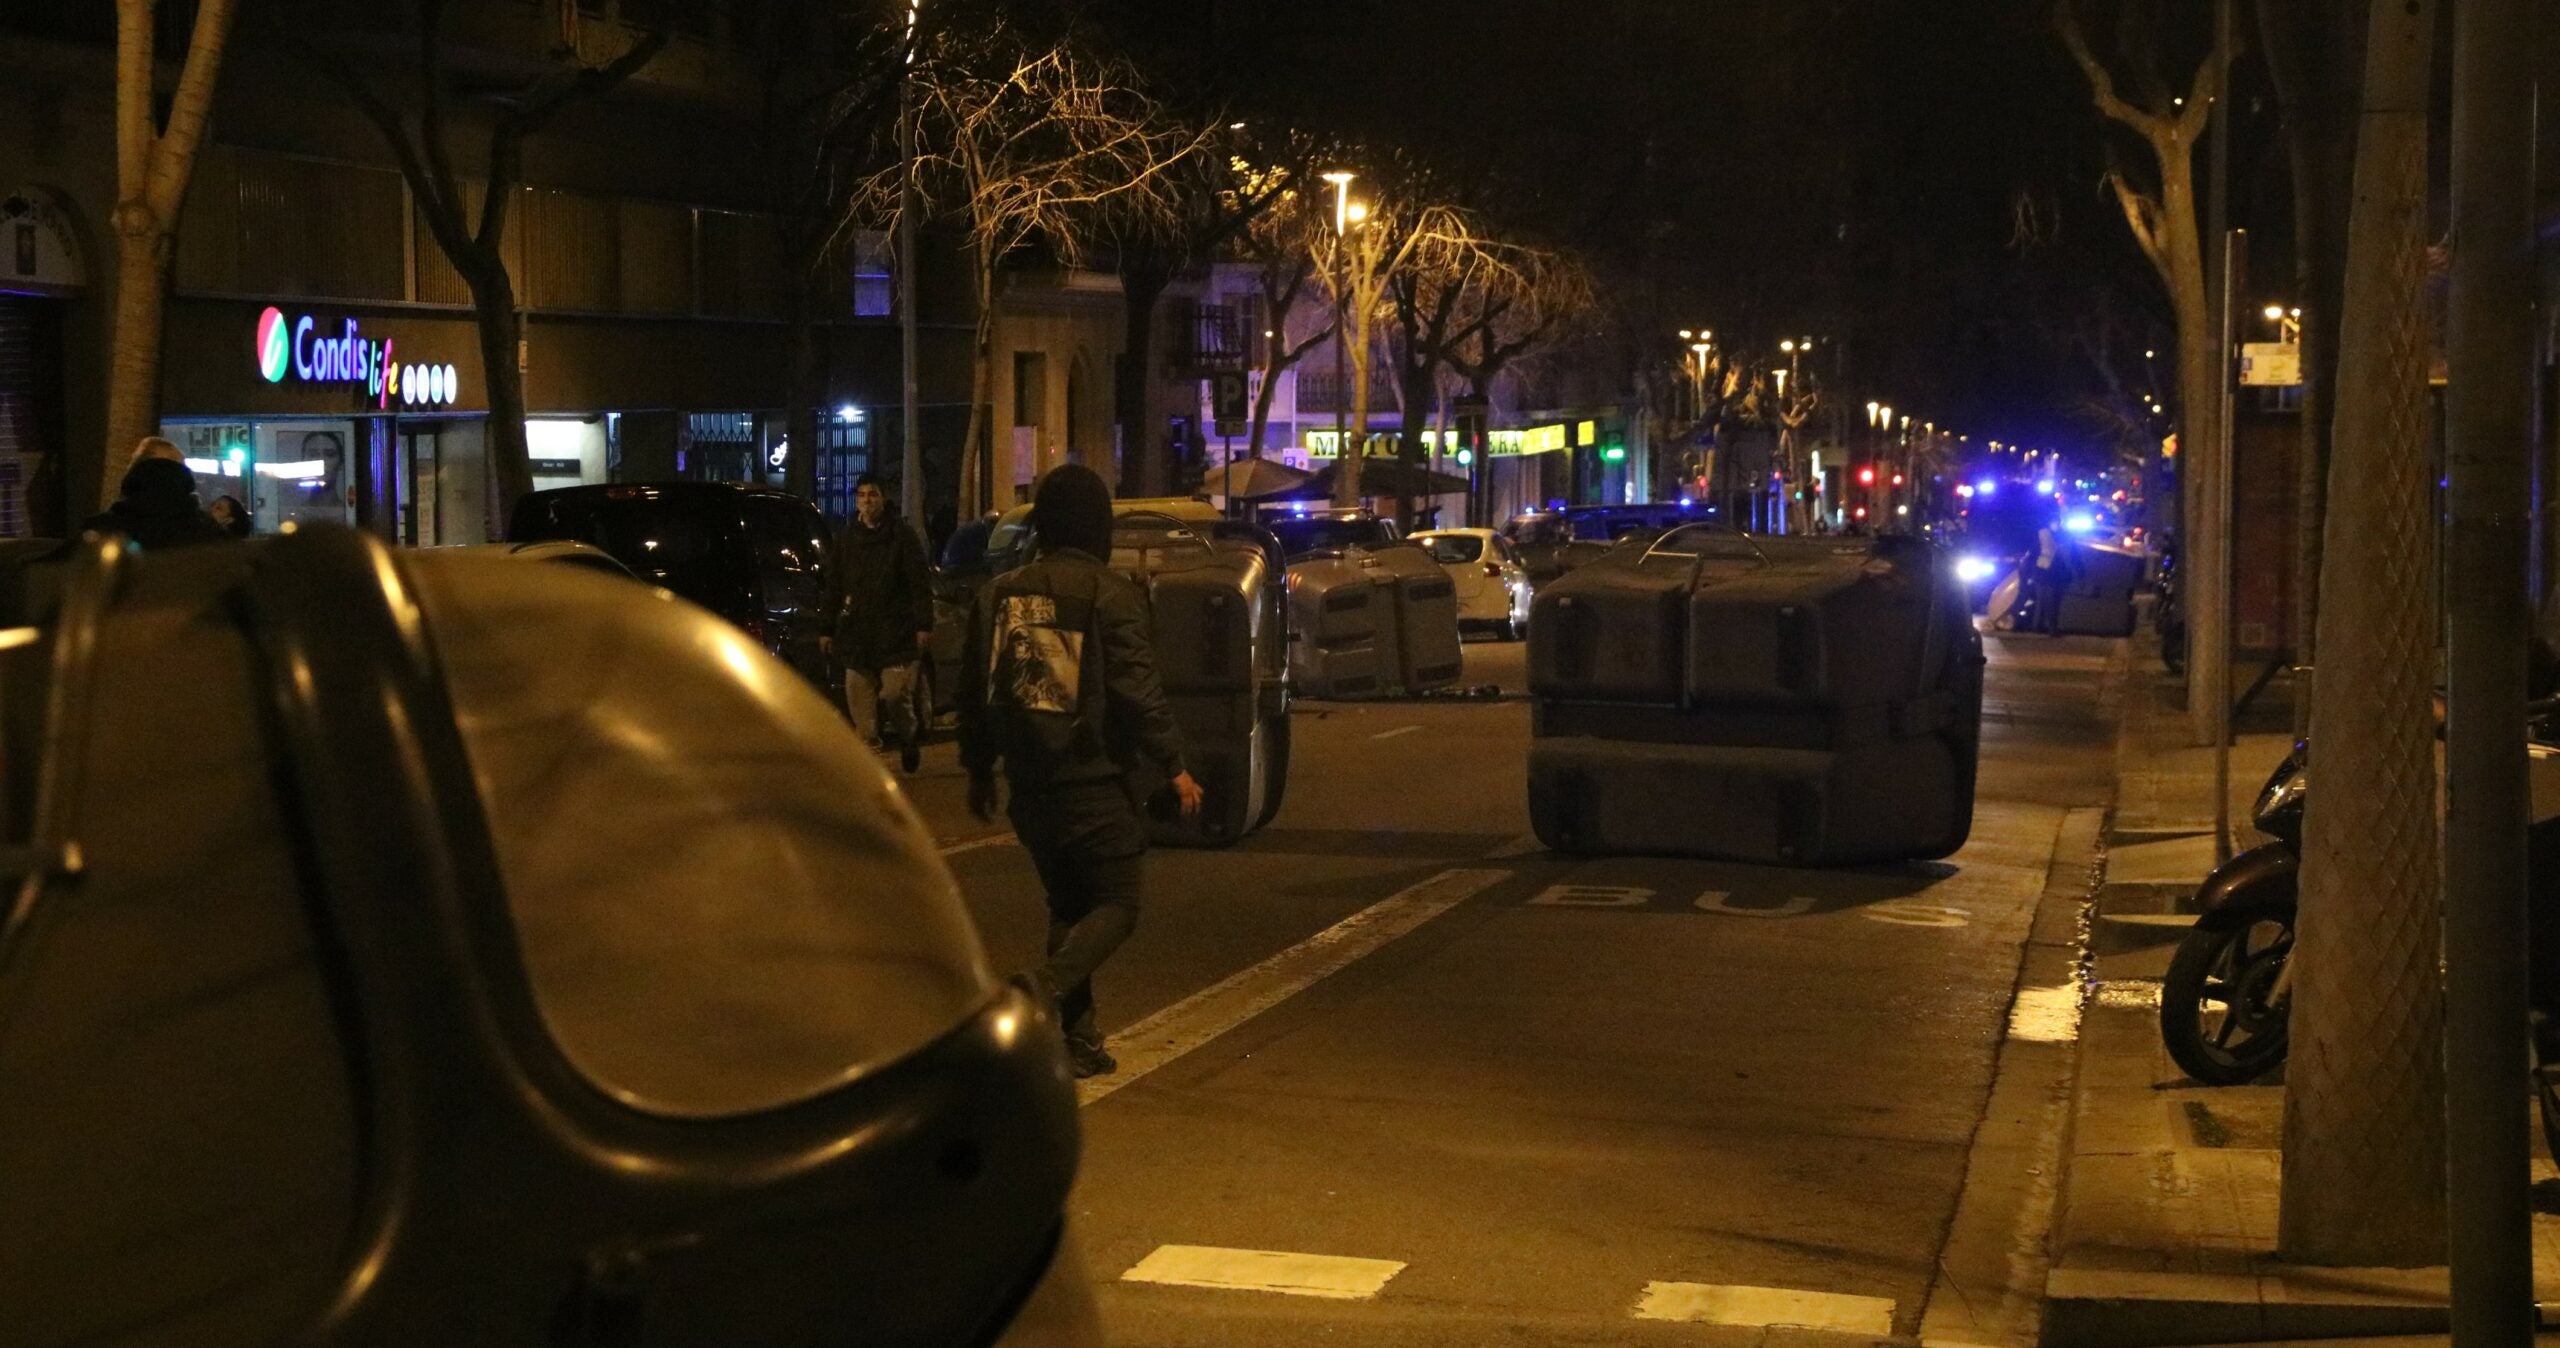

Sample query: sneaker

[1066,1037,1117,1079]
[901,735,922,774]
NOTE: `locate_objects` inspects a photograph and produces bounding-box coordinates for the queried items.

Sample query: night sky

[1053,0,2256,469]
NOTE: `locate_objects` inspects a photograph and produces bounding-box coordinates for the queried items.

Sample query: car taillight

[1482,563,1503,577]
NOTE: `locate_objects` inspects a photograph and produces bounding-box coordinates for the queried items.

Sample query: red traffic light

[1856,466,1876,486]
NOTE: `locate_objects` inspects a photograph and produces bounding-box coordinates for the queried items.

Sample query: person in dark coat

[959,464,1202,1078]
[833,473,935,772]
[76,457,230,551]
[206,494,252,539]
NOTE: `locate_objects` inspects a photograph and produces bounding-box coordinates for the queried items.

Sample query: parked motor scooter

[2154,540,2186,676]
[2161,702,2560,1090]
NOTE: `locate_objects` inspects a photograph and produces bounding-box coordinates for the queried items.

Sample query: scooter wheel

[2161,902,2294,1086]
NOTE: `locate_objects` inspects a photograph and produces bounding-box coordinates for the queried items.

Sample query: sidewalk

[2042,638,2560,1347]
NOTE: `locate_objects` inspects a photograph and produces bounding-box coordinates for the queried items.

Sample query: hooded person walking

[958,463,1203,1078]
[832,473,936,772]
[77,456,230,551]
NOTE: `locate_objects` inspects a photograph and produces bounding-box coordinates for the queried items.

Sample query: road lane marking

[1081,867,1511,1105]
[1529,883,1654,907]
[1863,899,1973,928]
[1371,724,1423,740]
[2006,983,2085,1043]
[1694,890,1818,918]
[937,833,1018,857]
[1121,1245,1405,1300]
[1633,1282,1896,1334]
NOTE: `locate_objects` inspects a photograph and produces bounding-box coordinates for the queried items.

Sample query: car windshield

[509,493,750,609]
[1415,534,1485,564]
[1267,516,1396,558]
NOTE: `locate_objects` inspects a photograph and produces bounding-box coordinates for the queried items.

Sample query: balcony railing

[1168,304,1246,375]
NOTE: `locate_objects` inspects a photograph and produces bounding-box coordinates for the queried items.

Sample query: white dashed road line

[1081,867,1511,1105]
[1371,724,1424,740]
[1633,1282,1897,1334]
[1120,1245,1406,1300]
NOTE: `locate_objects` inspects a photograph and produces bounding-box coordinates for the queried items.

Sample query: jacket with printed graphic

[957,546,1188,799]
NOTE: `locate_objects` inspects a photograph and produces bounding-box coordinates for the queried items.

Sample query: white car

[1411,528,1533,641]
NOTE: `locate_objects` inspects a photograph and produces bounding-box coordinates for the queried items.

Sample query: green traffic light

[1602,447,1626,463]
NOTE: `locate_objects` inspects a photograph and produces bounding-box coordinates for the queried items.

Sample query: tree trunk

[2277,0,2447,1267]
[1117,259,1172,498]
[2154,135,2226,750]
[101,214,172,501]
[2261,0,2364,736]
[961,264,996,520]
[464,258,536,522]
[1338,299,1378,508]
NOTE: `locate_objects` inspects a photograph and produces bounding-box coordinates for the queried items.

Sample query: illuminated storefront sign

[254,306,460,410]
[1305,428,1539,459]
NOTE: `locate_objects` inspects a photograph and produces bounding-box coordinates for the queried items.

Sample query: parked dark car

[0,529,1099,1348]
[1262,508,1401,562]
[508,482,837,689]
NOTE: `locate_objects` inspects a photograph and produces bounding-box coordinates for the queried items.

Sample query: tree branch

[2053,0,2168,137]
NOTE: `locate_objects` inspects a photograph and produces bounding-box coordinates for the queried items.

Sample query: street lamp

[1320,171,1356,462]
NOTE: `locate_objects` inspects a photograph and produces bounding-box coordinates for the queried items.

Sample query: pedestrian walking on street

[833,473,935,773]
[2023,523,2073,636]
[959,464,1203,1078]
[74,457,230,552]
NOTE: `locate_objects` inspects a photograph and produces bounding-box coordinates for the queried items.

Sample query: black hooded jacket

[78,459,230,551]
[833,514,934,670]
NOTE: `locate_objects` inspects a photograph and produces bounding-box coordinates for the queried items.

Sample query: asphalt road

[901,629,2120,1345]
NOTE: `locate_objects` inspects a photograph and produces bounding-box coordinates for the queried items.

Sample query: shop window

[812,411,871,527]
[686,412,760,483]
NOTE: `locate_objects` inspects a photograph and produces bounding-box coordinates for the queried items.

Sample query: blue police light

[2036,479,2057,495]
[1955,555,1997,583]
[1974,478,1996,496]
[2064,513,2097,534]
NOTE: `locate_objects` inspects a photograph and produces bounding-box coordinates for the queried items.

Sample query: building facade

[0,2,987,543]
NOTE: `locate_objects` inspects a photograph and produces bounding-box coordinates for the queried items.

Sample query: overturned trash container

[1527,526,1985,866]
[1356,543,1465,694]
[1112,513,1293,847]
[1286,553,1393,698]
[0,529,1100,1348]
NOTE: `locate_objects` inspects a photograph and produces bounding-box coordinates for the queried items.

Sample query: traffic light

[1856,465,1876,486]
[1602,445,1626,463]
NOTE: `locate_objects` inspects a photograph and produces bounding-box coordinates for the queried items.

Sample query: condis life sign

[255,306,461,410]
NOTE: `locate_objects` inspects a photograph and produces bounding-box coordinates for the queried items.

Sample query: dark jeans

[1011,783,1148,1047]
[2027,569,2063,633]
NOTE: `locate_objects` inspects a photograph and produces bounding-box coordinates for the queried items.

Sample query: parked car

[1262,508,1402,561]
[507,482,837,690]
[1504,506,1708,587]
[0,529,1098,1348]
[1410,527,1532,640]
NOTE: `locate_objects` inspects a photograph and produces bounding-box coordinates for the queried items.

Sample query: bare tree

[2278,0,2446,1268]
[103,0,240,502]
[1308,196,1480,506]
[284,0,669,518]
[1236,175,1337,459]
[852,29,1206,518]
[2054,0,2236,747]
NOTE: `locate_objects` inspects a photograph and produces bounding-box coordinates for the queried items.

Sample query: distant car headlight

[1955,555,1996,583]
